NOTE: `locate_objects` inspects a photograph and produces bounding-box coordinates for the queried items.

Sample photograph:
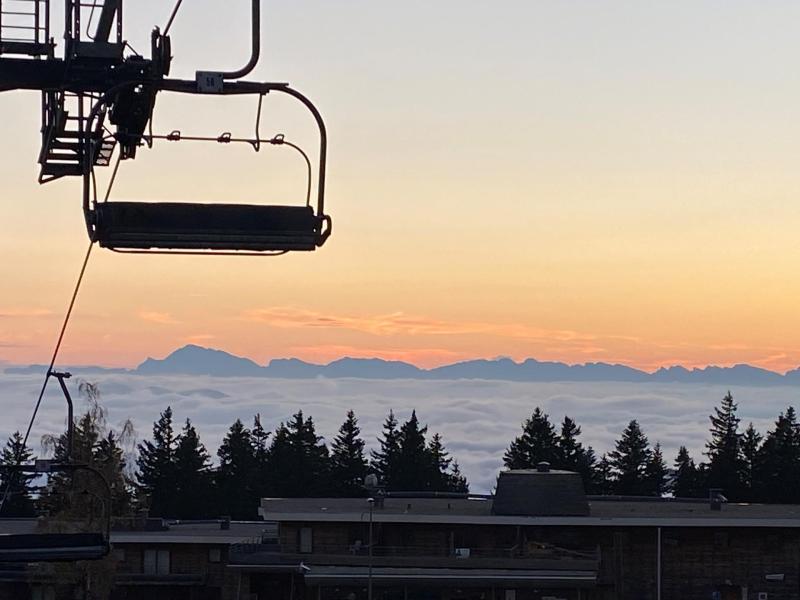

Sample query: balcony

[230,542,599,572]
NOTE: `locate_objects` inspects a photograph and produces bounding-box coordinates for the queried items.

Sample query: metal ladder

[37,0,122,182]
[0,0,52,56]
[39,90,116,183]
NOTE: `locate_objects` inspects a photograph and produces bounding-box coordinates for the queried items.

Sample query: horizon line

[2,343,798,377]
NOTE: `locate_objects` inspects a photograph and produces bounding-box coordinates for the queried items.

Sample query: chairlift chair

[83,83,332,255]
[0,373,111,563]
[0,461,112,563]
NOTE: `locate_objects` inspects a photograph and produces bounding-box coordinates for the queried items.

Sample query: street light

[367,497,375,600]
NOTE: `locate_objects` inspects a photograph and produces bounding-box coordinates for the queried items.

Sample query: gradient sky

[2,1,800,371]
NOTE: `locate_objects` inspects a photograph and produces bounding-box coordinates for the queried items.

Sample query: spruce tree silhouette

[330,410,368,497]
[608,420,651,496]
[706,392,744,500]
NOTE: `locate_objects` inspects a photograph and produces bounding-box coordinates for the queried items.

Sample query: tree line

[0,398,467,520]
[136,406,467,520]
[2,388,800,521]
[502,391,800,503]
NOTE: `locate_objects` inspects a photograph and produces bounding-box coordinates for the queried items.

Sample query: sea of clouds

[1,371,796,493]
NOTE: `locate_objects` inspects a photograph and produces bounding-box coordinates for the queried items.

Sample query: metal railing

[0,0,50,55]
[255,543,598,562]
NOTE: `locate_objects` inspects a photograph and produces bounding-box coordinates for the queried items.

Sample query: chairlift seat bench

[93,202,327,252]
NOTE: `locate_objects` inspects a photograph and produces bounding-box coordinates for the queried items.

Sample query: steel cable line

[0,240,95,514]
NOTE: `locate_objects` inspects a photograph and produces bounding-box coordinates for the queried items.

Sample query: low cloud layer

[1,372,795,493]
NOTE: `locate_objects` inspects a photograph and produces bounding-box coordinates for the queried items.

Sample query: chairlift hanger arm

[220,0,260,80]
[82,78,328,226]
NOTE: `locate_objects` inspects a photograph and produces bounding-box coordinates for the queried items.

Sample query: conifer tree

[503,408,559,470]
[251,413,271,498]
[217,419,257,518]
[608,420,651,496]
[394,411,431,491]
[95,430,133,517]
[136,407,179,517]
[427,432,469,492]
[673,446,701,498]
[427,432,452,491]
[557,416,597,491]
[448,460,469,493]
[267,411,330,497]
[754,407,800,503]
[740,422,762,501]
[706,391,744,500]
[371,410,401,487]
[330,410,368,496]
[643,442,669,497]
[0,431,36,517]
[173,419,213,518]
[593,454,615,495]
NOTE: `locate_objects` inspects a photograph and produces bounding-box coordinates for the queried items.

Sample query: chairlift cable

[25,241,95,449]
[0,240,95,514]
[164,0,184,36]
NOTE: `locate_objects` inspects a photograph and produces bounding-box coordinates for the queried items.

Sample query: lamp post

[367,497,375,600]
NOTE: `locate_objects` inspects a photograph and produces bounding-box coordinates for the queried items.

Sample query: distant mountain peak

[5,344,797,386]
[137,344,262,377]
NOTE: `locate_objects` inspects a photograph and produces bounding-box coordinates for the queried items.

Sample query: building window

[143,549,170,574]
[112,548,125,562]
[209,548,222,563]
[299,527,313,553]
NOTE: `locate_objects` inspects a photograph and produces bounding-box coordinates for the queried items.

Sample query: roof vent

[709,489,727,511]
[537,461,551,473]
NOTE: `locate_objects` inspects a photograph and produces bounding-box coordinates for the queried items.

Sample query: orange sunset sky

[2,2,800,372]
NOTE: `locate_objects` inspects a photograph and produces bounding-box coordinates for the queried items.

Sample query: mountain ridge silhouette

[3,344,797,385]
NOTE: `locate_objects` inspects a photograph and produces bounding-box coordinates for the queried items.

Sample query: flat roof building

[251,469,800,600]
[3,469,800,599]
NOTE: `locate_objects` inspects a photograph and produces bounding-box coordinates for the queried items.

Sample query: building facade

[242,470,800,600]
[2,469,800,599]
[0,519,271,600]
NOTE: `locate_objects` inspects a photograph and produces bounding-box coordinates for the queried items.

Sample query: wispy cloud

[0,308,53,318]
[243,307,484,336]
[138,311,180,325]
[185,334,216,344]
[242,306,606,344]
